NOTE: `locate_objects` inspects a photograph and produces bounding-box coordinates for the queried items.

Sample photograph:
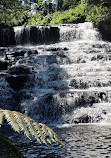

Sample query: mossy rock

[0,134,24,158]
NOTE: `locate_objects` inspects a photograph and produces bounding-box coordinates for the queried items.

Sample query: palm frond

[0,109,63,145]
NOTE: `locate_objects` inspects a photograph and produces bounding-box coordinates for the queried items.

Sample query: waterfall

[0,22,111,124]
[59,22,101,41]
[13,22,101,45]
[14,26,60,45]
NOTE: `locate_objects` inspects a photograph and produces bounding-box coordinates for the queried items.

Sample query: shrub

[86,5,109,26]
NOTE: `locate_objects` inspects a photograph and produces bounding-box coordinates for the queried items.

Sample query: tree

[57,0,81,11]
[0,0,31,26]
[57,0,64,10]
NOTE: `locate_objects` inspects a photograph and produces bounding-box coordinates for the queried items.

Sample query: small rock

[0,60,9,70]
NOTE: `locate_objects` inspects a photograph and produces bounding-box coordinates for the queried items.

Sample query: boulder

[6,75,28,90]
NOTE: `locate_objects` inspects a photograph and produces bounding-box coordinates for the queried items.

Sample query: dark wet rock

[98,19,111,42]
[7,49,38,59]
[0,48,6,51]
[5,64,31,91]
[74,114,92,124]
[49,27,60,43]
[76,56,87,63]
[0,61,9,70]
[97,54,104,60]
[81,60,86,63]
[46,47,68,51]
[32,50,38,54]
[8,66,31,75]
[0,49,6,58]
[27,49,38,55]
[0,27,15,47]
[77,59,86,63]
[6,75,28,90]
[92,44,103,48]
[98,92,107,102]
[18,26,60,45]
[14,49,38,57]
[64,47,68,51]
[91,56,97,61]
[11,51,25,57]
[91,54,104,61]
[70,79,88,89]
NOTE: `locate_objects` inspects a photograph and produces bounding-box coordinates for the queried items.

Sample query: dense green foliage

[0,0,29,26]
[35,2,87,25]
[26,0,110,26]
[0,0,56,26]
[0,0,111,40]
[0,0,110,26]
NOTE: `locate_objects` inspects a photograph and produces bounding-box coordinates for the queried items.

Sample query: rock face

[98,19,111,42]
[0,27,15,46]
[14,26,60,45]
[0,26,60,47]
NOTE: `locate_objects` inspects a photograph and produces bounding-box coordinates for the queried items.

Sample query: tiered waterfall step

[1,22,111,124]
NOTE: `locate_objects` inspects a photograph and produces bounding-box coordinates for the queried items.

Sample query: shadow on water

[26,49,71,122]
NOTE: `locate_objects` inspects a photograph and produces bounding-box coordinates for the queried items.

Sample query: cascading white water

[59,22,101,41]
[14,26,24,45]
[14,22,101,45]
[0,22,111,125]
[14,25,60,45]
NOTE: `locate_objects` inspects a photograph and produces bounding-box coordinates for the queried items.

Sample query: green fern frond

[0,109,63,145]
[3,110,20,133]
[0,111,4,125]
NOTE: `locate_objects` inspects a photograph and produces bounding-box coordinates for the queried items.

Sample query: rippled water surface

[14,124,111,158]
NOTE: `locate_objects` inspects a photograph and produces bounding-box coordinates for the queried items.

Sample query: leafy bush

[86,5,109,26]
[27,1,110,27]
[50,3,87,24]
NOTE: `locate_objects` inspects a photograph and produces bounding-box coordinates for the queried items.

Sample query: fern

[0,109,63,145]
